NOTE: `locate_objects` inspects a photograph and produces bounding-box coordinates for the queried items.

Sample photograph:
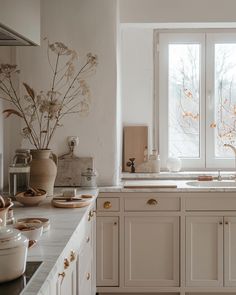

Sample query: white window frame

[206,33,236,169]
[158,32,206,169]
[156,30,236,170]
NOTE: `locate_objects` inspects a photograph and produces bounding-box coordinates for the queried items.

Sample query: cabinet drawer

[97,198,120,212]
[185,196,236,211]
[125,196,180,211]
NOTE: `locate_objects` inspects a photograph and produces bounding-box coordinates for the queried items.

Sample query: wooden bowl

[15,189,47,206]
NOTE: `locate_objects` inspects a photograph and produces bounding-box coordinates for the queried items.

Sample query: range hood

[0,25,35,46]
[0,0,40,46]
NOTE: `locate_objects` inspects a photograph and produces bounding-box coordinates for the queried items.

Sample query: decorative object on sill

[166,157,182,172]
[81,168,97,188]
[123,126,148,171]
[15,188,47,206]
[0,197,13,227]
[136,150,160,173]
[51,194,94,208]
[9,149,31,197]
[149,149,160,173]
[126,158,136,173]
[29,149,57,196]
[144,146,148,162]
[54,139,94,186]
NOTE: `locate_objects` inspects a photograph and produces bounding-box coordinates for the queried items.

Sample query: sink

[186,181,236,188]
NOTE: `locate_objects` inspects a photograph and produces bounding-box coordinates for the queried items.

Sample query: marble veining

[10,188,98,295]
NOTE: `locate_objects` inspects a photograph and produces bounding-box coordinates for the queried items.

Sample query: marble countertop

[10,188,98,295]
[99,180,236,193]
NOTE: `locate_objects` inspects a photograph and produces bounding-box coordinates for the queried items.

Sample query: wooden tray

[51,194,94,208]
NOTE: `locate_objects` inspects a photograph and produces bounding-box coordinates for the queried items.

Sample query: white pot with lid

[0,226,28,283]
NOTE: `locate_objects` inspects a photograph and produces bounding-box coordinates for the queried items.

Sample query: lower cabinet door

[96,216,119,286]
[224,216,236,286]
[125,216,179,287]
[186,216,223,287]
[57,259,77,295]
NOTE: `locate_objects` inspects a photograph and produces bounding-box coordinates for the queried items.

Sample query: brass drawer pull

[86,272,91,280]
[64,258,70,269]
[103,201,112,209]
[58,271,66,278]
[225,221,229,225]
[70,250,76,262]
[147,199,158,205]
[86,236,90,243]
[219,221,223,225]
[88,210,94,221]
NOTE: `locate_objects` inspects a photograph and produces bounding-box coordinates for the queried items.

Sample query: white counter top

[99,180,236,193]
[10,188,98,295]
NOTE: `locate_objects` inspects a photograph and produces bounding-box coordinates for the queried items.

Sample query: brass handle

[225,221,229,225]
[86,272,91,280]
[103,201,112,209]
[219,221,223,225]
[58,272,65,278]
[86,236,90,243]
[70,250,76,262]
[88,210,95,221]
[114,222,117,226]
[147,199,158,205]
[64,258,70,269]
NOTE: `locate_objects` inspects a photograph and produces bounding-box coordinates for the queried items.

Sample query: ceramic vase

[29,149,58,197]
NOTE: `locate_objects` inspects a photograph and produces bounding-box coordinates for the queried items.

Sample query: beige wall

[119,0,236,23]
[17,0,119,186]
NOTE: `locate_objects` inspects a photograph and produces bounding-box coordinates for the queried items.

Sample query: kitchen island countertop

[10,188,98,295]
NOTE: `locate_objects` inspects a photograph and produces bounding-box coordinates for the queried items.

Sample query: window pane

[214,43,236,158]
[168,44,200,158]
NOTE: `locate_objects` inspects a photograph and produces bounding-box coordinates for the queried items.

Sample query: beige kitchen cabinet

[57,254,77,295]
[96,216,119,286]
[186,216,224,287]
[186,215,236,288]
[125,216,179,287]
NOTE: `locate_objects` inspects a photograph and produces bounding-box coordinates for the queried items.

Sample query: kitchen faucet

[224,143,236,180]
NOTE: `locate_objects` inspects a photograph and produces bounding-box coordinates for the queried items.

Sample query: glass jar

[9,149,32,196]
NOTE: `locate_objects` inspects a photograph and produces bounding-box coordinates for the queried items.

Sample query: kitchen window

[157,31,236,169]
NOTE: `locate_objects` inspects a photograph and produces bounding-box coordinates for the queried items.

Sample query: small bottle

[149,150,160,173]
[144,146,148,162]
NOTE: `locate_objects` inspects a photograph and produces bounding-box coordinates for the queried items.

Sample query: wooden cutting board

[55,157,94,187]
[51,194,94,208]
[123,126,148,172]
[123,181,177,188]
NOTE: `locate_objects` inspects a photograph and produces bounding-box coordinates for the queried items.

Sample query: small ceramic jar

[81,168,97,188]
[0,227,28,283]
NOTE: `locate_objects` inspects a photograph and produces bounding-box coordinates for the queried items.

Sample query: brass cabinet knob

[64,258,70,269]
[147,198,158,205]
[88,210,93,221]
[70,250,76,262]
[225,221,229,225]
[114,222,117,226]
[86,236,90,243]
[86,272,91,280]
[103,201,112,209]
[58,271,66,278]
[219,221,223,225]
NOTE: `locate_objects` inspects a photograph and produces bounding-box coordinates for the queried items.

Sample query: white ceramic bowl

[17,217,50,232]
[13,223,43,241]
[15,189,47,206]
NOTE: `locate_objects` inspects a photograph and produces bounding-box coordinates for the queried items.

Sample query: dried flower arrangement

[0,40,98,149]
